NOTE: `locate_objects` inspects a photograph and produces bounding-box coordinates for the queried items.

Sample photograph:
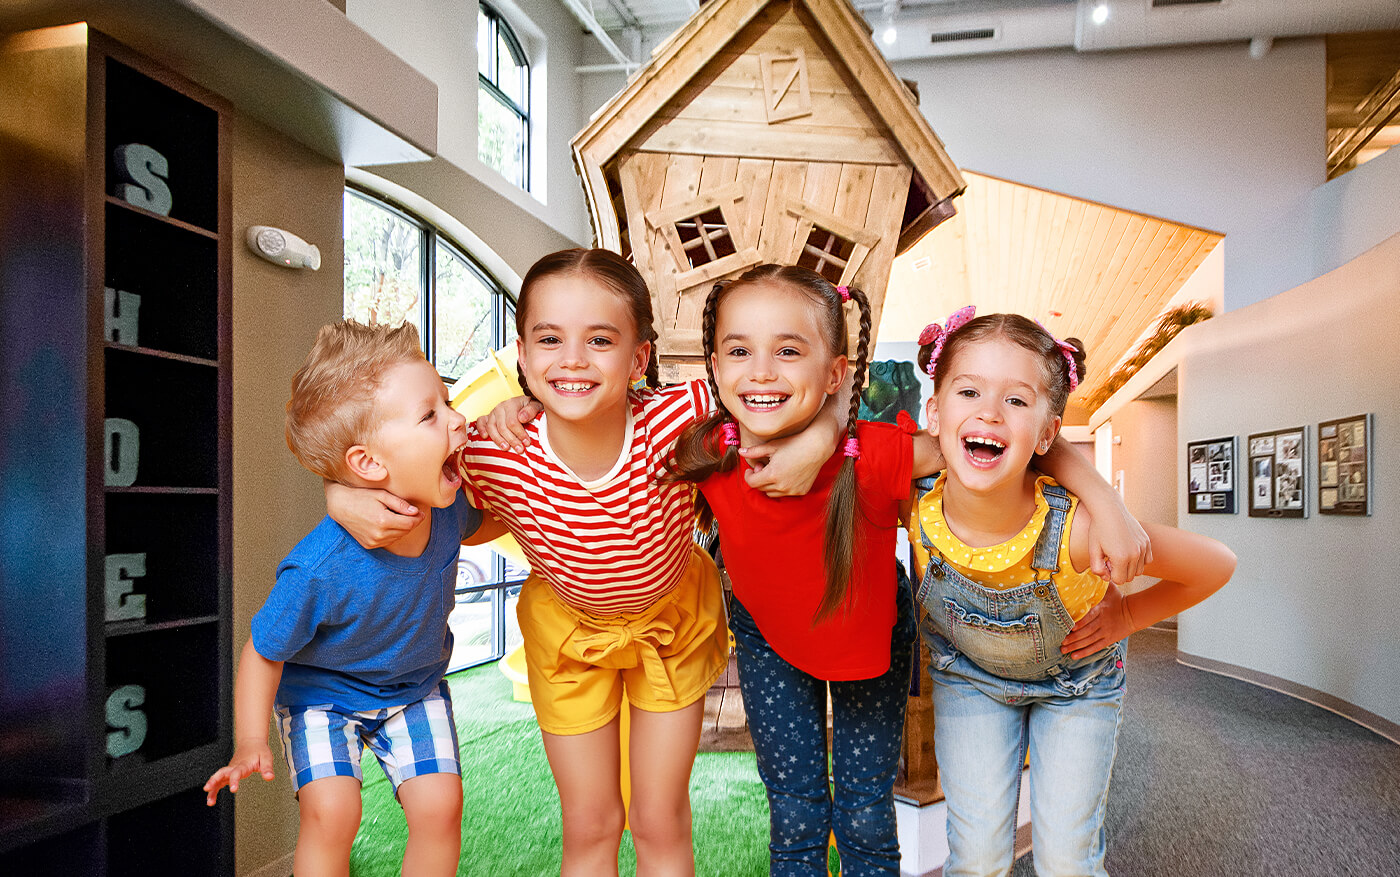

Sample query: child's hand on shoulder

[203,740,275,806]
[475,395,541,453]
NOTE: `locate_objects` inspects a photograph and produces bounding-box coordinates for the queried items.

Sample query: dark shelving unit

[0,26,233,873]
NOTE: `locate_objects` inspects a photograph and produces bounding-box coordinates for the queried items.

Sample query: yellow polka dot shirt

[910,475,1108,621]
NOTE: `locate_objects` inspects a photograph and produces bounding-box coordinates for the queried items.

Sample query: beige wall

[230,113,347,875]
[1110,397,1178,532]
[1174,229,1400,729]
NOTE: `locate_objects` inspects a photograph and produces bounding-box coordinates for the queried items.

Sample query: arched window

[343,186,516,383]
[478,3,530,190]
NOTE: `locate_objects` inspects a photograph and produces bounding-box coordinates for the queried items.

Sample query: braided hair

[664,264,873,625]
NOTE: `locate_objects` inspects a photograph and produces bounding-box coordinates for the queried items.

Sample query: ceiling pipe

[872,0,1400,62]
[558,0,639,73]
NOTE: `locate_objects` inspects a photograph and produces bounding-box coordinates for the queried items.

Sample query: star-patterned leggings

[730,568,915,875]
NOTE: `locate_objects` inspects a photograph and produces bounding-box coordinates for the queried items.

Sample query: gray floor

[1010,627,1400,876]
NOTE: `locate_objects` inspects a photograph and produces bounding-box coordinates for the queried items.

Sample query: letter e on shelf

[105,553,148,623]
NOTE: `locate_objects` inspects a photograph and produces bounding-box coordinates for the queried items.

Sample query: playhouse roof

[572,0,966,252]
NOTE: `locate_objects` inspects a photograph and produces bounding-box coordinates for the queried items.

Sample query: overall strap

[914,474,943,552]
[1030,483,1072,573]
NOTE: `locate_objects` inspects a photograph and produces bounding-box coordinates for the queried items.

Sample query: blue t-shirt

[251,492,481,711]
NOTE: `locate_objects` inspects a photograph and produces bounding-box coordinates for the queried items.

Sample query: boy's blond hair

[285,320,426,481]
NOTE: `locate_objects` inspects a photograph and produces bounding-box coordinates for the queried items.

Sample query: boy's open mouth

[740,393,787,411]
[444,445,466,484]
[963,435,1006,464]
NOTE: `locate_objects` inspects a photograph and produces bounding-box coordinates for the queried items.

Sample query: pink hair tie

[720,421,740,449]
[842,437,860,459]
[1035,320,1081,391]
[836,285,851,302]
[920,305,976,376]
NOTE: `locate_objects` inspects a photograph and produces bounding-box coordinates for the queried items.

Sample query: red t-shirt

[700,420,913,679]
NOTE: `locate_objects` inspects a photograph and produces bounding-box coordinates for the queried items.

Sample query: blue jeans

[929,634,1126,877]
[730,571,915,876]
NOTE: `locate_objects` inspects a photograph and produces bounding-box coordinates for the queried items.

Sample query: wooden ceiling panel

[885,172,1223,414]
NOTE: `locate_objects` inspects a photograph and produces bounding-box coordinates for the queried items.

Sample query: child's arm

[475,388,844,497]
[463,511,508,546]
[910,429,945,478]
[1061,518,1236,659]
[325,478,421,548]
[740,373,849,496]
[204,640,283,805]
[1037,437,1151,584]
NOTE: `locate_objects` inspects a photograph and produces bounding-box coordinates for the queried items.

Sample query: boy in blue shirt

[204,320,500,875]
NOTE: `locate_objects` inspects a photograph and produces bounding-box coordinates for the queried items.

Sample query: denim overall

[914,476,1125,877]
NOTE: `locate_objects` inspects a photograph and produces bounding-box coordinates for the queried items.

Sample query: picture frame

[1318,413,1372,516]
[1247,426,1307,518]
[1187,436,1236,514]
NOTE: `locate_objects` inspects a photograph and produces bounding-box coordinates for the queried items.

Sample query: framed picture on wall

[1247,426,1307,518]
[1187,436,1236,514]
[1318,413,1372,516]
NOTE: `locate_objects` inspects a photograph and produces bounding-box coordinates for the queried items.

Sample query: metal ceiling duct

[873,0,1400,61]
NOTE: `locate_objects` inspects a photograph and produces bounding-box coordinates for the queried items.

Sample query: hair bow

[1035,320,1080,391]
[918,305,977,376]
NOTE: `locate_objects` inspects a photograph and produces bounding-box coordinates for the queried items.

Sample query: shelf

[104,195,220,240]
[104,203,219,361]
[105,57,218,232]
[107,787,229,876]
[103,347,219,489]
[104,492,220,624]
[103,342,217,368]
[105,615,220,638]
[105,625,220,765]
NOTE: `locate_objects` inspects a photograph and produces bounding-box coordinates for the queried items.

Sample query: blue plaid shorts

[275,679,461,797]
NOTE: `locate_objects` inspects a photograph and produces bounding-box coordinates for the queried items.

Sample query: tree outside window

[343,187,513,383]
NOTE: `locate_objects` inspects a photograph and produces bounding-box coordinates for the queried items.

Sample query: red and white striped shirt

[459,381,712,615]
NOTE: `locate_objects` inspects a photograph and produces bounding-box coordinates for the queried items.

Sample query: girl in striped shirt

[327,248,840,876]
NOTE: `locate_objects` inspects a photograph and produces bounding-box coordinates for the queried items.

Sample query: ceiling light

[1091,3,1109,25]
[880,1,899,46]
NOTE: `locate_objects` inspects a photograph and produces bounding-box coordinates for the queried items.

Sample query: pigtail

[814,285,872,625]
[663,280,742,529]
[1062,337,1088,387]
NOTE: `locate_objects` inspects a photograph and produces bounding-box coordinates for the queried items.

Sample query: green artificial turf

[347,661,800,876]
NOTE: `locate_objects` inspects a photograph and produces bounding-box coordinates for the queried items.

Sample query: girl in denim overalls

[911,309,1236,877]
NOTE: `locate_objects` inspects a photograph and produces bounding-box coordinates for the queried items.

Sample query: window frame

[478,2,531,191]
[343,184,516,382]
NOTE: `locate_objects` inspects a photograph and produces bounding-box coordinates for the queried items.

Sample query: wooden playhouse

[572,0,967,382]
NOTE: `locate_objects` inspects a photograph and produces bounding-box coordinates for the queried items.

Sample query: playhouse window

[675,207,738,268]
[797,225,858,284]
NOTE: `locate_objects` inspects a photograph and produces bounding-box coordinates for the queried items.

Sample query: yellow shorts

[516,545,729,736]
